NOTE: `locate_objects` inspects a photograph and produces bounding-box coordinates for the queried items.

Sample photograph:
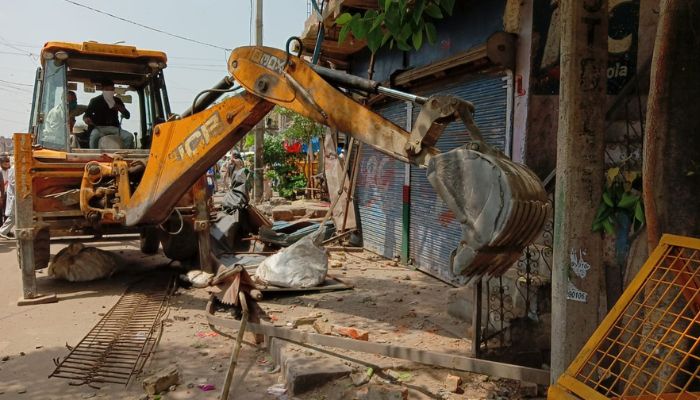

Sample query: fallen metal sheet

[259,220,335,247]
[205,297,549,385]
[253,275,353,294]
[49,274,174,388]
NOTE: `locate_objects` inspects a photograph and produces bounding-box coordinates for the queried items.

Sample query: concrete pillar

[550,0,608,382]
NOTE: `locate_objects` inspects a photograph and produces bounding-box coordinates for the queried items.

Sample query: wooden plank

[393,45,488,86]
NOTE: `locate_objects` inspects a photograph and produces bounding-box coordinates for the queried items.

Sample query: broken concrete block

[445,374,462,393]
[305,206,328,218]
[518,381,539,398]
[270,197,291,206]
[142,365,180,395]
[363,384,408,400]
[333,325,369,341]
[290,207,307,217]
[292,315,319,328]
[329,260,344,268]
[313,320,333,335]
[271,208,295,221]
[351,367,374,386]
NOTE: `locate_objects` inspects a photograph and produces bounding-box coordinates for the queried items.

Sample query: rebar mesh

[49,274,174,388]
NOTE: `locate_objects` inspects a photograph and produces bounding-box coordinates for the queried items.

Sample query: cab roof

[42,41,167,63]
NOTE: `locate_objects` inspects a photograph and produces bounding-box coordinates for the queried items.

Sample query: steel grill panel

[553,235,700,400]
[49,274,174,387]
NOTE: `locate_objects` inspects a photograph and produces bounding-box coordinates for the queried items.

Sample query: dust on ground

[0,238,533,399]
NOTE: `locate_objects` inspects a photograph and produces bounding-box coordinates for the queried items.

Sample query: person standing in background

[0,154,10,224]
[0,160,16,239]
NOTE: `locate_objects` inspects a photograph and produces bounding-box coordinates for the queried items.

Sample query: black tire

[33,228,51,270]
[159,221,198,261]
[139,226,160,254]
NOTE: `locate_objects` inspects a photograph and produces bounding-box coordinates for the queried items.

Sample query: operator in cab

[83,79,134,149]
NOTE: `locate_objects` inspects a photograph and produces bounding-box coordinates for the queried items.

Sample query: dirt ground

[0,236,535,400]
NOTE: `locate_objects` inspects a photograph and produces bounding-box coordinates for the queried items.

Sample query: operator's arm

[115,98,130,119]
[83,98,97,126]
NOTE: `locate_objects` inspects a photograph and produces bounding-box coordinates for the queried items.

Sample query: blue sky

[0,0,309,137]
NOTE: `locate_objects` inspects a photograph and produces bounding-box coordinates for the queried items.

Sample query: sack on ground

[255,235,328,288]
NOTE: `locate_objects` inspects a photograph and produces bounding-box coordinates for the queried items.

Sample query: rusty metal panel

[409,74,508,284]
[356,101,406,259]
[551,234,700,400]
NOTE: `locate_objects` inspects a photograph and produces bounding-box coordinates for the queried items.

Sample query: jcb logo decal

[169,113,224,161]
[250,49,285,73]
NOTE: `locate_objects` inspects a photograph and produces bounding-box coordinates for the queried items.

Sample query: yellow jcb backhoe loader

[16,42,549,303]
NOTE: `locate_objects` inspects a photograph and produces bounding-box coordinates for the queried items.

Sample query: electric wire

[0,78,32,87]
[62,0,232,51]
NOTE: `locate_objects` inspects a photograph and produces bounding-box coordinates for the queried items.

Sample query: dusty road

[0,237,279,400]
[0,236,531,399]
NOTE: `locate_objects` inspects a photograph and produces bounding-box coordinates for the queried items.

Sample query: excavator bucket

[427,145,550,280]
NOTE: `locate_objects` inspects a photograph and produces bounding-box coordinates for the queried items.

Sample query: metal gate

[409,73,509,284]
[355,101,407,259]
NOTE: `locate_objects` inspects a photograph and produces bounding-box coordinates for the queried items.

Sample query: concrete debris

[518,381,539,398]
[361,384,408,400]
[292,314,321,328]
[313,320,333,335]
[445,374,463,393]
[142,365,180,395]
[351,367,374,386]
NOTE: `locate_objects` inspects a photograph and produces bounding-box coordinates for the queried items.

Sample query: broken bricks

[333,325,369,341]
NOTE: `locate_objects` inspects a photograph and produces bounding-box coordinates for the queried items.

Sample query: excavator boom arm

[81,45,550,280]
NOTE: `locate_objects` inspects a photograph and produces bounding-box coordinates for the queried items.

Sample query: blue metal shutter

[409,73,509,285]
[356,101,407,258]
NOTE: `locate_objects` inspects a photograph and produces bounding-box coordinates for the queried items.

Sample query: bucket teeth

[427,146,549,281]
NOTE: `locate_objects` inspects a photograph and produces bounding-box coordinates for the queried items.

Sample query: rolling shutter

[355,101,407,258]
[409,73,509,284]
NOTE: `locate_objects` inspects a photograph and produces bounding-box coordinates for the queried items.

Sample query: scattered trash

[180,270,213,288]
[197,383,216,391]
[386,369,412,382]
[195,331,218,338]
[266,383,287,395]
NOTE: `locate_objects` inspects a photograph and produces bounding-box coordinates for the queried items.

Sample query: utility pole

[550,0,607,382]
[253,0,264,203]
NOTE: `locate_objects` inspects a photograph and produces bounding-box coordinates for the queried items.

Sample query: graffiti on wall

[532,0,640,95]
[358,154,396,210]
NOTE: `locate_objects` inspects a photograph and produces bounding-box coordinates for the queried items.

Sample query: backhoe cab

[16,42,208,303]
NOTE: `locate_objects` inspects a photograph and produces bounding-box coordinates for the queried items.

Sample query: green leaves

[333,0,451,54]
[591,167,645,236]
[425,3,443,18]
[335,12,352,25]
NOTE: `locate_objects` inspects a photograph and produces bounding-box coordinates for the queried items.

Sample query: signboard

[531,0,640,95]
